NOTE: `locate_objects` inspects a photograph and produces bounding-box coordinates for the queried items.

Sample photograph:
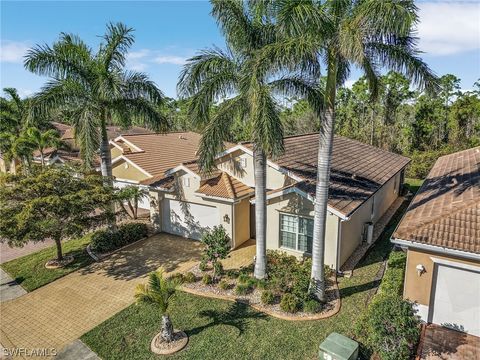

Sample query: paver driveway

[0,234,202,359]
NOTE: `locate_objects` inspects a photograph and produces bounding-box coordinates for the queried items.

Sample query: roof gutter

[391,237,480,262]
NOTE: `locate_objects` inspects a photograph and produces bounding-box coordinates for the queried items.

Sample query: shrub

[213,261,224,277]
[378,250,407,296]
[118,222,148,244]
[355,295,420,360]
[202,274,213,285]
[280,293,300,313]
[199,260,208,272]
[234,283,250,296]
[261,290,275,305]
[218,279,229,290]
[168,273,185,284]
[256,279,267,290]
[237,273,251,284]
[303,299,322,313]
[226,269,239,279]
[90,223,148,253]
[184,272,196,283]
[90,229,121,253]
[201,226,230,278]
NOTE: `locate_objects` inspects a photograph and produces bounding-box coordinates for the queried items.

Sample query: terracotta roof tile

[393,146,480,254]
[196,172,254,200]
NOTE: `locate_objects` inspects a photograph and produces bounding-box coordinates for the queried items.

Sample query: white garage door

[162,199,220,240]
[113,181,150,209]
[431,264,480,336]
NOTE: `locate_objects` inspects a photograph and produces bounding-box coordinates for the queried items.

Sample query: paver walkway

[0,240,55,264]
[0,234,202,359]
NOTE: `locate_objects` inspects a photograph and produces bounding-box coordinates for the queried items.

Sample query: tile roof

[244,134,410,216]
[119,132,204,179]
[393,147,480,254]
[196,172,254,200]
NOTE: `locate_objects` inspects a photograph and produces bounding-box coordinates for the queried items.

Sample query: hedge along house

[108,131,410,270]
[391,147,480,336]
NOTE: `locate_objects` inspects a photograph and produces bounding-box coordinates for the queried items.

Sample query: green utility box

[318,332,359,360]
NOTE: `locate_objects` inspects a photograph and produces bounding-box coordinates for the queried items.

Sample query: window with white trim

[280,213,313,253]
[239,157,247,168]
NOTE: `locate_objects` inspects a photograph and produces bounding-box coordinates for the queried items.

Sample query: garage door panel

[162,199,220,240]
[431,264,480,336]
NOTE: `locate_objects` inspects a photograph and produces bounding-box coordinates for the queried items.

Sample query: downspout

[232,201,236,249]
[336,218,343,272]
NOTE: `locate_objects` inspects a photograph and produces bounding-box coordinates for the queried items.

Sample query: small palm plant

[134,268,180,343]
[117,185,149,219]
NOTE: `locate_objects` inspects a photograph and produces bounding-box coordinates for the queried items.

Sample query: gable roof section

[393,147,480,255]
[244,134,410,217]
[196,172,254,200]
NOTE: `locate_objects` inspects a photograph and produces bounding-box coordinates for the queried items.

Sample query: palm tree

[0,88,32,173]
[22,127,61,167]
[24,22,168,227]
[24,22,167,172]
[135,269,180,343]
[117,185,148,219]
[262,0,438,301]
[178,0,322,280]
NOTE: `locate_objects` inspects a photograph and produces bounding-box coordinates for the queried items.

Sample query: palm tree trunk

[161,314,174,342]
[310,50,337,302]
[253,145,267,280]
[99,116,116,230]
[40,151,45,167]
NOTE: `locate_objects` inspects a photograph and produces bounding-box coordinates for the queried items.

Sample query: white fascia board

[194,192,235,203]
[391,238,480,262]
[165,165,201,179]
[112,155,153,178]
[113,136,143,152]
[113,177,140,185]
[109,140,124,152]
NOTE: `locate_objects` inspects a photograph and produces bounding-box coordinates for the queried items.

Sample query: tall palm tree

[0,88,32,173]
[24,22,167,228]
[22,127,61,167]
[259,0,438,300]
[178,0,322,279]
[24,22,167,177]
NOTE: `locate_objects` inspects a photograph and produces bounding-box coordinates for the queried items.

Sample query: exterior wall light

[223,214,230,223]
[416,264,426,276]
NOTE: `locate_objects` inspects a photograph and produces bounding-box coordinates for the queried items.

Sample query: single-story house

[110,131,410,270]
[391,146,479,336]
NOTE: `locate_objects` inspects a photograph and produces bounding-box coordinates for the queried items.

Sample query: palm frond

[99,22,135,72]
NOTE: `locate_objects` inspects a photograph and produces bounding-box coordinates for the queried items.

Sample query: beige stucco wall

[339,172,402,267]
[156,171,235,245]
[217,149,293,190]
[265,192,340,268]
[404,248,480,306]
[112,159,149,182]
[110,146,123,159]
[234,197,251,248]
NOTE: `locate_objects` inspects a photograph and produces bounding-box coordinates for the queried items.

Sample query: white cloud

[0,40,30,63]
[153,55,186,65]
[417,2,480,55]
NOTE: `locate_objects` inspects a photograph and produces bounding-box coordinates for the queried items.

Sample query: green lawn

[1,234,94,292]
[81,187,417,360]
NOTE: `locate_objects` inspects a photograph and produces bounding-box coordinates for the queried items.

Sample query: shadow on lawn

[186,300,268,337]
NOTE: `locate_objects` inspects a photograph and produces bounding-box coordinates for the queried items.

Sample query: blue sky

[1,0,479,98]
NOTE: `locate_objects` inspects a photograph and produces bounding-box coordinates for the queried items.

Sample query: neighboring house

[391,147,480,336]
[111,132,410,270]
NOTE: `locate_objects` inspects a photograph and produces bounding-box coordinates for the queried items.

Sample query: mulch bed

[181,264,340,321]
[45,255,74,269]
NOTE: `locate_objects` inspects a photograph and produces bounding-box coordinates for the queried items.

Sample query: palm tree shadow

[186,300,268,337]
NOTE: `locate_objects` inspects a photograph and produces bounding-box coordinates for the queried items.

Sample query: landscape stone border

[150,330,188,355]
[180,277,341,321]
[45,255,74,269]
